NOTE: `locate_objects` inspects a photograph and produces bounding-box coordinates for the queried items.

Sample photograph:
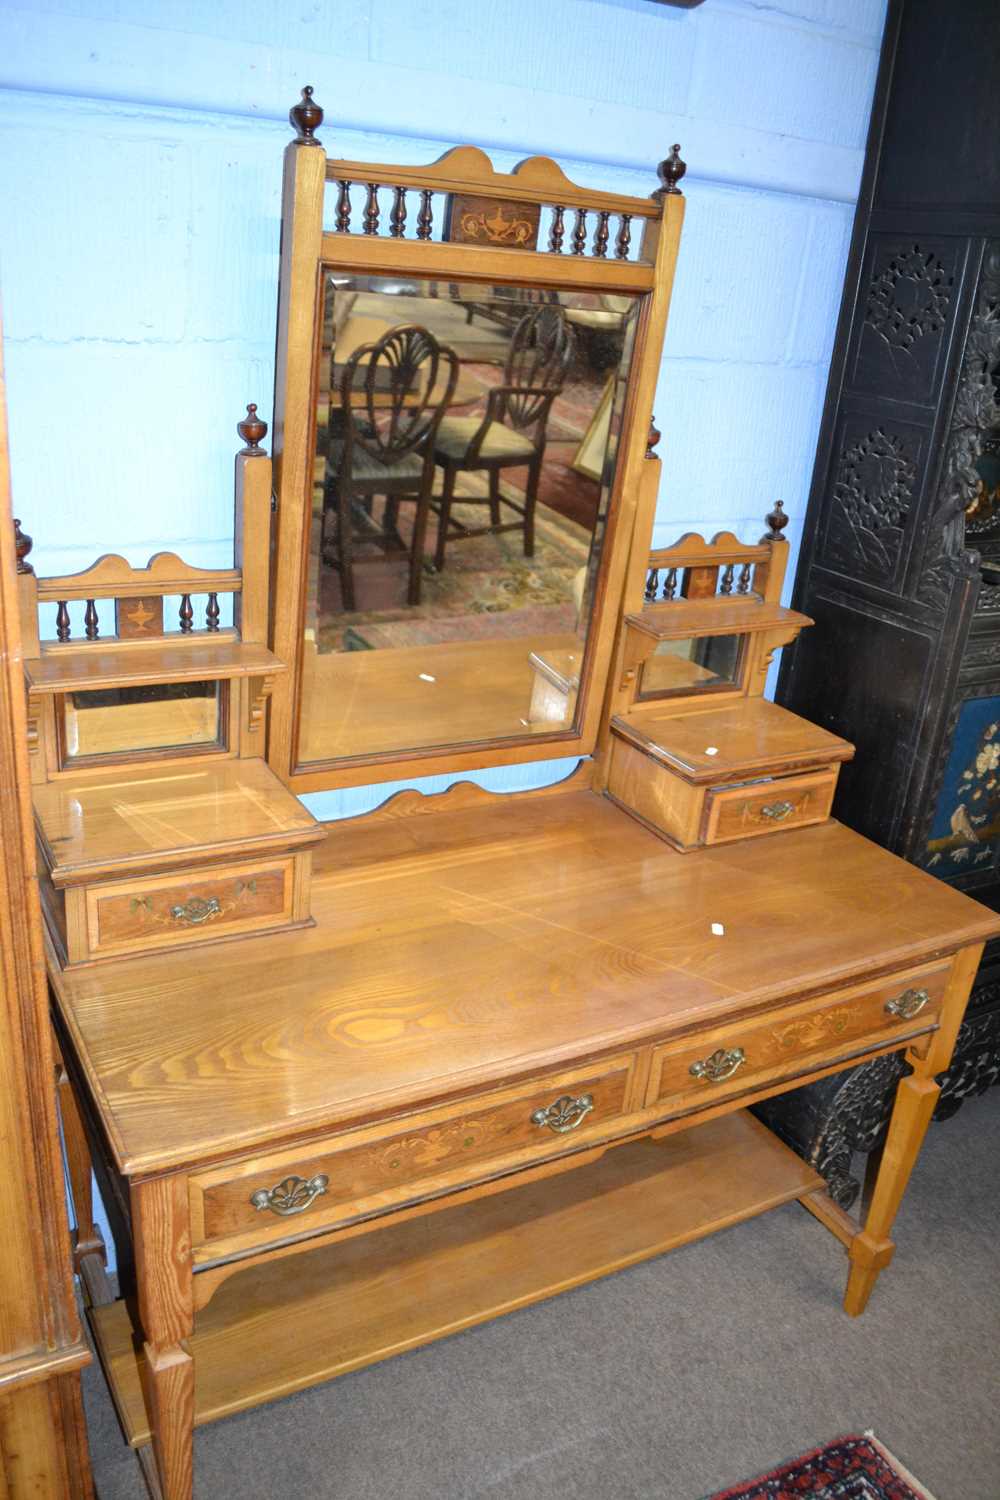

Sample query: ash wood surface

[613,698,855,782]
[24,639,283,694]
[90,1112,821,1446]
[49,789,1000,1177]
[36,758,322,887]
[0,300,94,1492]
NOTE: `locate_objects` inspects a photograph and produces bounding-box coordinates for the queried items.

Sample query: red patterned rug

[705,1434,937,1500]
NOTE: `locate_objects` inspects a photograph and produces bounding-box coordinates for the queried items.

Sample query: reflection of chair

[565,295,634,370]
[322,325,458,610]
[428,305,574,571]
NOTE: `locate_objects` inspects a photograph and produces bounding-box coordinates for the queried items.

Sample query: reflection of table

[298,632,583,763]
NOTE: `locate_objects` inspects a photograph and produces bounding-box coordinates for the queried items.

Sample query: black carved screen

[768,1,1000,1176]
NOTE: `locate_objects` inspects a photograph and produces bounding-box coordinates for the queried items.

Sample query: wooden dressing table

[25,92,1000,1500]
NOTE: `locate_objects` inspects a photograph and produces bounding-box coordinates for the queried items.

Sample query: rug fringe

[864,1432,940,1500]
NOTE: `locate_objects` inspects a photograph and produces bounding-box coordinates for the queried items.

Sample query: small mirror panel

[638,635,744,700]
[297,273,639,766]
[60,681,225,763]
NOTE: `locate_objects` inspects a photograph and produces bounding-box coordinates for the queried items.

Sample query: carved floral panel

[819,419,921,585]
[851,236,961,405]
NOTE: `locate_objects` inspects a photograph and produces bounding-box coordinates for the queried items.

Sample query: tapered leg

[843,943,982,1315]
[133,1176,194,1500]
[409,478,434,606]
[338,482,357,612]
[523,457,542,556]
[434,466,457,571]
[56,1062,106,1273]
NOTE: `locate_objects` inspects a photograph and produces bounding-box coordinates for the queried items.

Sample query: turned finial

[290,85,323,145]
[656,145,687,197]
[646,418,661,458]
[14,518,33,575]
[764,500,788,541]
[237,403,268,455]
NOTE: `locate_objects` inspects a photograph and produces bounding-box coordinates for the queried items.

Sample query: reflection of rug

[344,603,578,651]
[316,495,590,653]
[705,1434,937,1500]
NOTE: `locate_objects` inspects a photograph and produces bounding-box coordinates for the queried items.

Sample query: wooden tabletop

[49,786,1000,1177]
[613,698,856,781]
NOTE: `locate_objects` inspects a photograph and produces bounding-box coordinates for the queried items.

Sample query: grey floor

[83,1091,1000,1500]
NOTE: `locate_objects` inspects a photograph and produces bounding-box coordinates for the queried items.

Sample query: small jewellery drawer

[190,1054,636,1254]
[646,960,951,1113]
[703,768,837,845]
[68,854,308,963]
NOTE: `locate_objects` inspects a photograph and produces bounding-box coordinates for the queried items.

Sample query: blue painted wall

[0,0,885,1254]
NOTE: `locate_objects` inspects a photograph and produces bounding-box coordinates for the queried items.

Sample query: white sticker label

[711,922,725,937]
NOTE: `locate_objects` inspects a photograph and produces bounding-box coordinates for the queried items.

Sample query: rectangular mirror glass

[638,635,743,700]
[61,681,224,762]
[297,273,639,766]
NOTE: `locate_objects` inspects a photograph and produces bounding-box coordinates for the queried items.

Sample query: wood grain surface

[613,697,855,781]
[35,758,322,886]
[49,789,1000,1177]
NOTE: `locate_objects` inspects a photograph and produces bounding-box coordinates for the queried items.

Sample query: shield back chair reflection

[322,324,459,611]
[429,305,574,572]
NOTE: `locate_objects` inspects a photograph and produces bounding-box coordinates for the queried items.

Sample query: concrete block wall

[0,0,886,799]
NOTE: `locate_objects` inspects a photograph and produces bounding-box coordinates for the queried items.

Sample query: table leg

[132,1175,194,1500]
[55,1059,106,1273]
[843,943,982,1315]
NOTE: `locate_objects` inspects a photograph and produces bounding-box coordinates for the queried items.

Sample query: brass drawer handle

[170,896,221,926]
[689,1046,746,1083]
[250,1173,330,1217]
[759,800,795,822]
[531,1093,594,1134]
[884,987,930,1021]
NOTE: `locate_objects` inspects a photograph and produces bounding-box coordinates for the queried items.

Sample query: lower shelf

[92,1110,822,1447]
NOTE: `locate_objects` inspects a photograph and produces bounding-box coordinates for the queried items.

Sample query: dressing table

[25,90,1000,1500]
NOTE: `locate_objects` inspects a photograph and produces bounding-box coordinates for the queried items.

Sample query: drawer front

[191,1054,635,1251]
[84,857,295,960]
[647,961,950,1113]
[703,767,837,845]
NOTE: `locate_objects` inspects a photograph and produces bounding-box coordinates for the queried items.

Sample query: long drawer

[190,1053,637,1256]
[645,959,951,1113]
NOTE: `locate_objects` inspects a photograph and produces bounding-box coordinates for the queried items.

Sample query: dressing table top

[49,786,999,1178]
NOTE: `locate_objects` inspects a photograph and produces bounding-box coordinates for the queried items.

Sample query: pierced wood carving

[864,243,953,355]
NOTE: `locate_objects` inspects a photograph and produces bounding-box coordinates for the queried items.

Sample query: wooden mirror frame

[267,88,686,792]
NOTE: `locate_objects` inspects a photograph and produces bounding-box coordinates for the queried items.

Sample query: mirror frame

[267,89,686,792]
